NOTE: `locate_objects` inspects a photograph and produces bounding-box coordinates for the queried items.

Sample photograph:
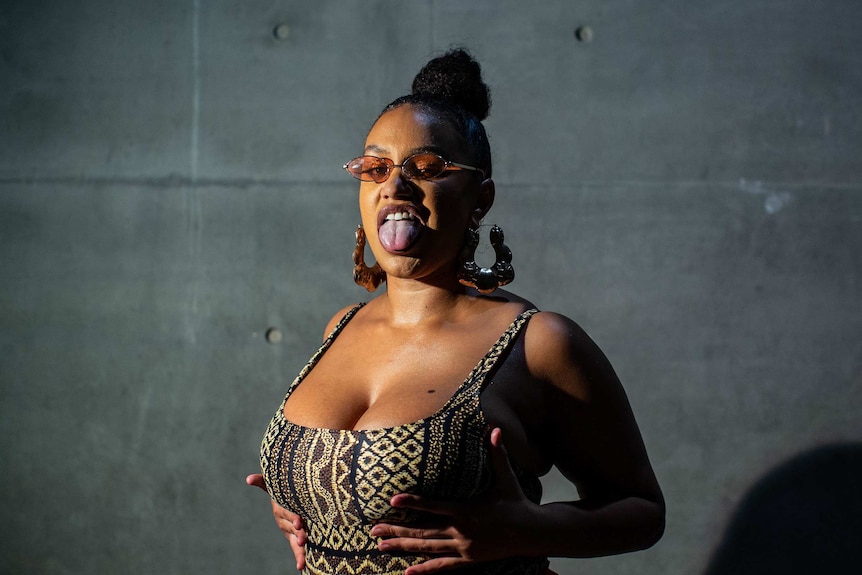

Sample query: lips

[377,205,426,253]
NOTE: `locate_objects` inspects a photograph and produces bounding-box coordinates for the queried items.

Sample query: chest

[278,306,551,472]
[283,324,508,430]
[262,396,491,527]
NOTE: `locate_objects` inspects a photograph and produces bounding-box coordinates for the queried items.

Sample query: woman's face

[357,104,493,285]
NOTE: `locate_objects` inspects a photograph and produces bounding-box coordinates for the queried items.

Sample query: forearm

[517,496,665,558]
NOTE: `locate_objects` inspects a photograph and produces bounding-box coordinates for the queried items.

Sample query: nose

[380,166,413,199]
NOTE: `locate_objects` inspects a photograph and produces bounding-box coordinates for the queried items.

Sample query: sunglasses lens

[404,154,446,180]
[347,156,391,182]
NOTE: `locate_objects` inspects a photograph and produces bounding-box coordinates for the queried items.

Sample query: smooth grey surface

[2,1,860,574]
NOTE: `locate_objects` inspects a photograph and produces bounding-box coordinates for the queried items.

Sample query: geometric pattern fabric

[260,305,549,574]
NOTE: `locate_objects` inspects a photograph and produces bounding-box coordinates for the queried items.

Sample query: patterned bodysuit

[260,305,549,575]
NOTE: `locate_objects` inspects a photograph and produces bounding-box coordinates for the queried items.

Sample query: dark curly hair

[381,48,493,178]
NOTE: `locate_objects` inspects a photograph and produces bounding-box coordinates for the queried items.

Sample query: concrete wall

[2,1,860,573]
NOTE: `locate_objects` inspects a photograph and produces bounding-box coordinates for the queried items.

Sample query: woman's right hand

[246,474,307,571]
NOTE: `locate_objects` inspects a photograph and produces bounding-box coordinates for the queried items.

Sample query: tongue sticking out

[378,219,421,252]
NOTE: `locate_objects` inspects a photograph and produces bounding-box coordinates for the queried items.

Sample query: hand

[246,474,308,572]
[368,428,539,574]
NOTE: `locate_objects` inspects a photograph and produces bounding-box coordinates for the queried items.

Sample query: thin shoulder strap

[286,303,364,395]
[464,308,539,392]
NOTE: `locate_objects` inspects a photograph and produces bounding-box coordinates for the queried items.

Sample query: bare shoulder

[523,311,596,353]
[522,311,618,402]
[321,302,364,341]
[521,311,653,484]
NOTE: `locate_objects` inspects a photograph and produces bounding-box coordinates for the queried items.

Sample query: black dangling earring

[353,225,386,292]
[457,225,515,294]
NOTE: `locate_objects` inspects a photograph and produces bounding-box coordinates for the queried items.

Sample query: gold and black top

[260,305,549,575]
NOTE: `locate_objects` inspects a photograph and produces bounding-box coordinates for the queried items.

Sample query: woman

[247,49,664,575]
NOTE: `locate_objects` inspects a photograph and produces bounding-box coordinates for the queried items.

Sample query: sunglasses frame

[343,153,485,183]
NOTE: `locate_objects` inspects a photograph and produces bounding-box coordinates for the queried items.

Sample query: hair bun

[411,49,491,121]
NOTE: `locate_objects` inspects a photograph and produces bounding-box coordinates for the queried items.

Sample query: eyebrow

[362,144,449,158]
[363,144,387,155]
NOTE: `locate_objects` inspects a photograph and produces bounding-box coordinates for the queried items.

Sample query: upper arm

[524,312,664,506]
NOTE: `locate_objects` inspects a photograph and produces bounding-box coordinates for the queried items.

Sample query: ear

[469,178,496,228]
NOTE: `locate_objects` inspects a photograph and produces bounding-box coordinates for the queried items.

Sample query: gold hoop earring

[353,225,386,292]
[457,225,515,294]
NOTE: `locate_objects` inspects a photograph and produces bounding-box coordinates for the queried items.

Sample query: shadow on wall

[704,443,862,574]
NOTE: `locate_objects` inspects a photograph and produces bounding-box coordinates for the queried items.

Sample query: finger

[390,493,458,517]
[370,523,453,540]
[488,428,522,497]
[245,473,268,492]
[271,501,302,523]
[271,501,306,535]
[288,536,307,571]
[273,515,307,545]
[274,513,307,570]
[376,535,459,555]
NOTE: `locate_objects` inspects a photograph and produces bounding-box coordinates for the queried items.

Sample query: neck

[376,274,472,327]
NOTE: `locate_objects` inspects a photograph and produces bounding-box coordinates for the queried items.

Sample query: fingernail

[378,541,390,551]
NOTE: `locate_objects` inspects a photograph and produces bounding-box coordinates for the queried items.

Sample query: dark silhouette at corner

[705,443,862,574]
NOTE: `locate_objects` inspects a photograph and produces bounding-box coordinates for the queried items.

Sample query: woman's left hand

[369,428,539,575]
